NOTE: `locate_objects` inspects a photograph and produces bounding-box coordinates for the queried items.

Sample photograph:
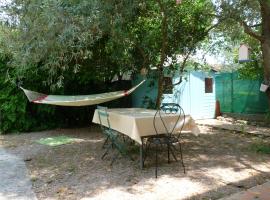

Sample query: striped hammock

[20,80,145,106]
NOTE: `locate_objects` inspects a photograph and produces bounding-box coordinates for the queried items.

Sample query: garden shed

[132,71,216,119]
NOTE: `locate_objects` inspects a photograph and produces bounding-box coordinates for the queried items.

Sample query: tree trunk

[261,40,270,106]
[155,70,164,109]
[260,0,270,107]
[155,0,168,109]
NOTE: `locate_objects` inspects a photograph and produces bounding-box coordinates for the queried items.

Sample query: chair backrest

[97,106,111,130]
[153,103,185,138]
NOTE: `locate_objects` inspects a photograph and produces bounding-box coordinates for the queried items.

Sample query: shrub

[0,63,58,133]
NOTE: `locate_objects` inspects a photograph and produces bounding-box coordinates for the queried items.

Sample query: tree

[3,0,139,88]
[131,0,214,107]
[0,0,141,133]
[3,0,214,108]
[214,0,270,106]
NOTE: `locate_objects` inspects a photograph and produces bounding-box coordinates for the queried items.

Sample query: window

[163,77,173,94]
[205,77,213,93]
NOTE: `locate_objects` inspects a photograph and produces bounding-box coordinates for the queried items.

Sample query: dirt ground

[1,125,270,200]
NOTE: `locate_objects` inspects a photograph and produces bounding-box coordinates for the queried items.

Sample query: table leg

[140,138,144,170]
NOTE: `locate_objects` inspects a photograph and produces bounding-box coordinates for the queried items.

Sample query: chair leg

[101,146,110,159]
[143,141,151,166]
[122,135,126,143]
[178,142,186,173]
[102,136,109,149]
[167,144,170,164]
[155,143,158,178]
[128,154,134,161]
[101,139,113,159]
[169,144,178,162]
[120,148,134,162]
[142,142,147,167]
[110,151,119,166]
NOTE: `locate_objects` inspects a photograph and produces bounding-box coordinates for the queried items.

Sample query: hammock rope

[20,80,145,106]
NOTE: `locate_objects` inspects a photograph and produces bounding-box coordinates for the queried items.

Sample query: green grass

[251,143,270,154]
[36,136,76,146]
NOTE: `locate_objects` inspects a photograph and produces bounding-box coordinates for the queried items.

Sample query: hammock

[20,80,145,106]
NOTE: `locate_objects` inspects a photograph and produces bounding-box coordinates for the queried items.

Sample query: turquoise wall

[132,71,216,119]
[132,74,158,108]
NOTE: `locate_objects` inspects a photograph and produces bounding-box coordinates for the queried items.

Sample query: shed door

[190,72,216,119]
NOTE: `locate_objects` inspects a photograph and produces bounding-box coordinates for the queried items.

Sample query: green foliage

[0,0,215,132]
[0,55,58,133]
[4,0,214,88]
[4,0,139,88]
[131,0,214,68]
[0,26,133,134]
[238,60,263,80]
[251,143,270,154]
[214,0,261,39]
[238,37,263,80]
[213,1,268,80]
[7,0,103,87]
[142,96,156,109]
[0,60,132,133]
[130,0,214,107]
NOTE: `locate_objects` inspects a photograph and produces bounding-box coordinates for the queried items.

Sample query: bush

[0,59,58,133]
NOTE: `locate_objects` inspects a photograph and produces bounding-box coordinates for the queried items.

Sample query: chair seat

[147,135,179,145]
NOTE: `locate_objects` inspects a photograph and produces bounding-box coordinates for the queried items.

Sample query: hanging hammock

[20,80,145,106]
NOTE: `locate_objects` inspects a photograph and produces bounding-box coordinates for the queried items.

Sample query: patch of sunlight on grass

[82,177,208,200]
[36,136,78,146]
[206,167,253,183]
[206,164,270,185]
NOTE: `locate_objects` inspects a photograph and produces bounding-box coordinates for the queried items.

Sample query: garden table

[92,108,199,169]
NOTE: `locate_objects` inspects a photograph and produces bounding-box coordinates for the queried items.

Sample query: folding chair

[143,103,186,178]
[97,106,131,165]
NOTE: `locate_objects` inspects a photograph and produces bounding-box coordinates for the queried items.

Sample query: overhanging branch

[241,21,263,42]
[172,50,192,86]
[249,23,262,28]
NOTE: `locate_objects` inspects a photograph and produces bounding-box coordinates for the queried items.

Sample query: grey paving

[0,148,37,200]
[219,181,270,200]
[196,119,270,137]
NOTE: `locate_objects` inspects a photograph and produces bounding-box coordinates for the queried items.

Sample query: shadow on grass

[2,125,270,199]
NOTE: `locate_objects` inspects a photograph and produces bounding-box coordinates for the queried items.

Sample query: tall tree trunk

[260,0,270,107]
[155,0,168,108]
[261,40,270,106]
[155,70,164,108]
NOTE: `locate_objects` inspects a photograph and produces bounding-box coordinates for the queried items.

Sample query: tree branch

[249,23,262,28]
[204,14,228,34]
[241,21,263,42]
[172,50,192,86]
[205,20,223,33]
[137,46,149,69]
[212,5,263,41]
[156,0,168,70]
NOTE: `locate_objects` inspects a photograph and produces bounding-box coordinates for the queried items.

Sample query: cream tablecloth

[92,108,199,144]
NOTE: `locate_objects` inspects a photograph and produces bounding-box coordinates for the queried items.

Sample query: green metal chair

[143,103,186,178]
[97,106,131,165]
